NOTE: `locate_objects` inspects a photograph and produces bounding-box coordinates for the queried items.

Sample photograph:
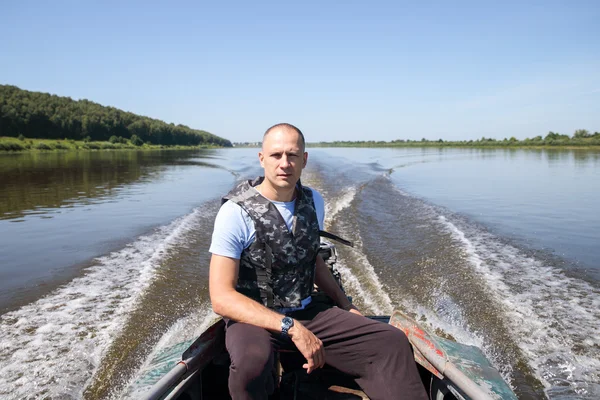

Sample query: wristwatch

[281,316,294,337]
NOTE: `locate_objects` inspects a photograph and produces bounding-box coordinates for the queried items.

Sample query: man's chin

[276,181,294,188]
[275,177,296,187]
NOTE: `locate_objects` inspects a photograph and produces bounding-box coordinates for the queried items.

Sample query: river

[0,147,598,399]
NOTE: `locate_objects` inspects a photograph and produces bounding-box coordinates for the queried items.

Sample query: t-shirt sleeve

[209,201,253,259]
[311,188,325,230]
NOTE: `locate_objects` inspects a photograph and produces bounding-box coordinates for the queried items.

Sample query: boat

[139,243,517,400]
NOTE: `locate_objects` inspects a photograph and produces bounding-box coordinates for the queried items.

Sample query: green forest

[3,84,598,151]
[0,85,232,149]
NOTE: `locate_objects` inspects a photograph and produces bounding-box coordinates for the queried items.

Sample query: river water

[0,148,598,399]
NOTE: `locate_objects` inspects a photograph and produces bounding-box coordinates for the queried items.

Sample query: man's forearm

[314,257,353,310]
[212,288,285,332]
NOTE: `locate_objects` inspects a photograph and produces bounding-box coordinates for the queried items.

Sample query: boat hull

[140,313,516,400]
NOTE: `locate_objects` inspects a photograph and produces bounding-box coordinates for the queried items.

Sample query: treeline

[310,130,600,148]
[0,85,232,147]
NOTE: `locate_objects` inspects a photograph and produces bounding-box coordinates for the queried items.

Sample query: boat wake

[119,307,219,399]
[325,186,357,222]
[0,208,211,400]
[438,216,600,399]
[322,184,394,315]
[309,166,598,398]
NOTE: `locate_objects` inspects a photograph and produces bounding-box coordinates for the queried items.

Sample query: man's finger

[313,353,320,369]
[305,358,315,374]
[349,308,363,316]
[303,362,310,373]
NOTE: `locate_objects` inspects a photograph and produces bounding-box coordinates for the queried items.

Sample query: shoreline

[0,137,226,152]
[230,143,600,150]
[4,137,600,153]
[233,144,600,149]
[305,144,600,150]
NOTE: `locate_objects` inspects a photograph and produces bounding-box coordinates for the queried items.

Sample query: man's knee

[377,325,413,355]
[227,325,273,368]
[235,342,274,372]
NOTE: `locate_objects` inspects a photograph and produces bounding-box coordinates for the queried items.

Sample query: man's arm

[209,254,326,373]
[314,254,362,315]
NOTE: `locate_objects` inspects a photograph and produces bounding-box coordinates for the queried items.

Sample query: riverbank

[308,142,600,150]
[305,139,600,149]
[0,137,224,152]
[6,137,600,153]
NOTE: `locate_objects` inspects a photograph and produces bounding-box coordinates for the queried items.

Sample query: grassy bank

[0,137,224,152]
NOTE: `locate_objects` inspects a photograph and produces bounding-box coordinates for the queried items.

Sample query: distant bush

[34,142,53,150]
[130,134,143,146]
[18,134,25,141]
[573,129,591,139]
[101,142,117,149]
[0,140,26,151]
[83,136,92,143]
[82,142,101,150]
[54,141,69,149]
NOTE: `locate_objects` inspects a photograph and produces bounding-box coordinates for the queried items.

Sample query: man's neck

[257,182,296,202]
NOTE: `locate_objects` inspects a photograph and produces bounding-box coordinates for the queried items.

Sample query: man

[209,123,427,400]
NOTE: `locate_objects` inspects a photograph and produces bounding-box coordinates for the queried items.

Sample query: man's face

[259,128,308,192]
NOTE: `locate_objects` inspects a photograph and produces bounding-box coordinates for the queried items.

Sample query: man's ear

[259,151,264,168]
[303,152,308,168]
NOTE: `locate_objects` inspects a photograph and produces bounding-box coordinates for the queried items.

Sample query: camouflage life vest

[222,177,321,309]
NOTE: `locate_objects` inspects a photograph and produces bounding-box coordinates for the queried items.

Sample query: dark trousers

[225,303,428,400]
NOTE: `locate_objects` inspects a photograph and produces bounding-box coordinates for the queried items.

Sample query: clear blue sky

[1,1,598,142]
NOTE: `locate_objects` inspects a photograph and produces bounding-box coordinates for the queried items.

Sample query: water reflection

[545,149,570,165]
[0,148,234,313]
[0,150,217,220]
[572,149,600,166]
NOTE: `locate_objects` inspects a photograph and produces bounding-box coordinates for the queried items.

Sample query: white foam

[437,215,600,398]
[118,307,219,399]
[404,298,485,350]
[334,257,392,316]
[325,186,357,224]
[336,236,394,315]
[0,207,211,400]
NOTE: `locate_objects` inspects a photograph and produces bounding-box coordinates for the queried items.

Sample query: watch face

[282,317,293,327]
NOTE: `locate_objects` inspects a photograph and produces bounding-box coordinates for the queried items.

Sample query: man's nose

[280,156,290,168]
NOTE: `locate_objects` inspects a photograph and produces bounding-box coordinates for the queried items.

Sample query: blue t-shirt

[209,187,325,312]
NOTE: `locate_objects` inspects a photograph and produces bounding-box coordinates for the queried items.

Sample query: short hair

[263,123,306,151]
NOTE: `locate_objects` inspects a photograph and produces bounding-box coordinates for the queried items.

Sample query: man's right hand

[288,321,325,374]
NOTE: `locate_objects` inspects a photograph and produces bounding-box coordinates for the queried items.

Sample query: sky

[1,0,599,143]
